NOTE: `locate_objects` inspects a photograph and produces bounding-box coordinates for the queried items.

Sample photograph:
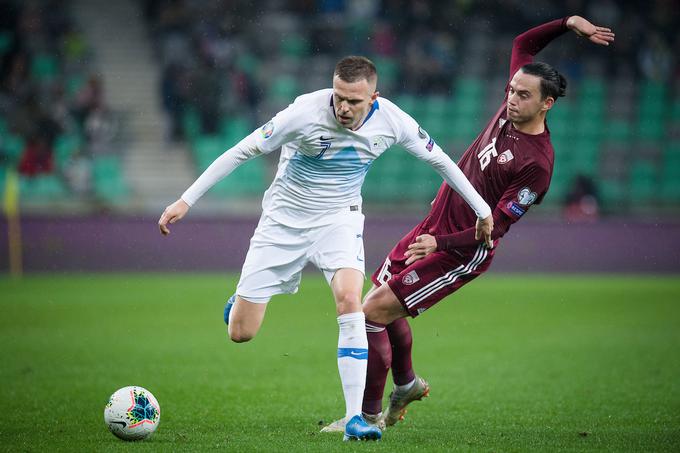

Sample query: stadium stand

[1,0,678,216]
[0,0,129,208]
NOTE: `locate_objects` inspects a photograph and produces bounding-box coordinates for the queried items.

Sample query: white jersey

[181,88,491,227]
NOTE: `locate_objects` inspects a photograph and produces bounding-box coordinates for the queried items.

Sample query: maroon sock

[362,321,391,415]
[387,318,416,385]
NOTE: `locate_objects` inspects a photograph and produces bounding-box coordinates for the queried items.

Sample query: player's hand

[475,215,494,249]
[158,198,190,236]
[405,234,437,265]
[566,15,615,46]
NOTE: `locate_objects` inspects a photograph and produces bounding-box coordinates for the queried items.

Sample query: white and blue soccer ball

[104,386,160,441]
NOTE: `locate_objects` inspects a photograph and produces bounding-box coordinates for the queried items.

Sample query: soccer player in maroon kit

[323,15,614,432]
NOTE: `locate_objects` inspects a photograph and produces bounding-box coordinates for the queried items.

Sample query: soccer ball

[104,386,160,441]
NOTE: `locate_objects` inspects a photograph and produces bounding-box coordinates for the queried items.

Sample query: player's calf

[228,325,254,343]
[224,295,253,342]
[225,295,268,343]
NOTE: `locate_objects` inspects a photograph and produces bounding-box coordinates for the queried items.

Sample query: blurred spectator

[563,174,600,223]
[13,92,61,176]
[18,131,54,176]
[638,32,673,82]
[190,59,221,134]
[72,74,105,127]
[161,62,190,141]
[371,21,397,57]
[84,103,117,156]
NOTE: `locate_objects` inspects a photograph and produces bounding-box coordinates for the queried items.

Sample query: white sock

[395,378,416,393]
[337,312,368,419]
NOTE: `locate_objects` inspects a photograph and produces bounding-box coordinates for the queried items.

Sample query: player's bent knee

[335,291,362,314]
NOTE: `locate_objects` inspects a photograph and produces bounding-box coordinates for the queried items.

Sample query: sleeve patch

[426,138,434,152]
[260,120,274,139]
[517,187,537,206]
[507,201,526,217]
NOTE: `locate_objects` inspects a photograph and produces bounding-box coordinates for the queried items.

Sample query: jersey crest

[497,149,514,164]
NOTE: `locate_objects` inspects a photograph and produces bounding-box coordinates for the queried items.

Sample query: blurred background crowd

[1,0,679,219]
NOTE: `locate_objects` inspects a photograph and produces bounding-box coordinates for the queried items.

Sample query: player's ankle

[395,378,416,393]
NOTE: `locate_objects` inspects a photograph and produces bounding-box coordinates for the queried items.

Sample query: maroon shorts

[371,226,495,317]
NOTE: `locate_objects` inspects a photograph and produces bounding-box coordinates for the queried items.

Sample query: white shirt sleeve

[253,97,308,153]
[394,110,492,219]
[180,98,309,206]
[180,134,261,206]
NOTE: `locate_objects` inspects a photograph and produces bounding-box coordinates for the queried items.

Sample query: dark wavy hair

[520,62,567,100]
[334,56,377,84]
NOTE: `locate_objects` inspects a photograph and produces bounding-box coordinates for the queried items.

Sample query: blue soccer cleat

[223,295,236,325]
[343,415,382,441]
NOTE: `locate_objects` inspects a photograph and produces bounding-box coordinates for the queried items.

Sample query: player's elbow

[512,32,528,47]
[511,35,529,55]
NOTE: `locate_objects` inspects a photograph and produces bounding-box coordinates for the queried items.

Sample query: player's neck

[512,115,546,135]
[350,112,370,131]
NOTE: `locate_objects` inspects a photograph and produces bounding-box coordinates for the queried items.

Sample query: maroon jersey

[425,18,568,254]
[371,18,570,316]
[428,107,554,234]
[371,18,571,316]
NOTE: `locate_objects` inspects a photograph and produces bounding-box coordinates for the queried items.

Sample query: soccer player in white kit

[158,56,493,441]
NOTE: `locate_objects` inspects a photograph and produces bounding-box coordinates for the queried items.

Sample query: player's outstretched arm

[566,15,615,46]
[403,215,492,264]
[158,198,190,236]
[508,15,614,81]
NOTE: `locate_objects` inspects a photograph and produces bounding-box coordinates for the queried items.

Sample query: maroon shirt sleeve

[435,164,551,251]
[497,164,552,222]
[509,17,570,81]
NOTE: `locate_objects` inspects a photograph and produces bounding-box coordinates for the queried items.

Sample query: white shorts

[235,211,365,303]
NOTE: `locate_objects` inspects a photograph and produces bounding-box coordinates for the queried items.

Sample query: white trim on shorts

[403,244,488,309]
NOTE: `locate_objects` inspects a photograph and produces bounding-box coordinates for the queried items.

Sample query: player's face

[506,70,554,124]
[332,75,379,130]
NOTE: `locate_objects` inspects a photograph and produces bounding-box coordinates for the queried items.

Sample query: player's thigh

[389,244,492,318]
[236,217,309,300]
[362,283,408,325]
[311,212,366,285]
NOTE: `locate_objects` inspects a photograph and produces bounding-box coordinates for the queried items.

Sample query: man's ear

[542,96,555,112]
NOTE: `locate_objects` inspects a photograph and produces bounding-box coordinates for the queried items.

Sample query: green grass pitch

[1,274,679,452]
